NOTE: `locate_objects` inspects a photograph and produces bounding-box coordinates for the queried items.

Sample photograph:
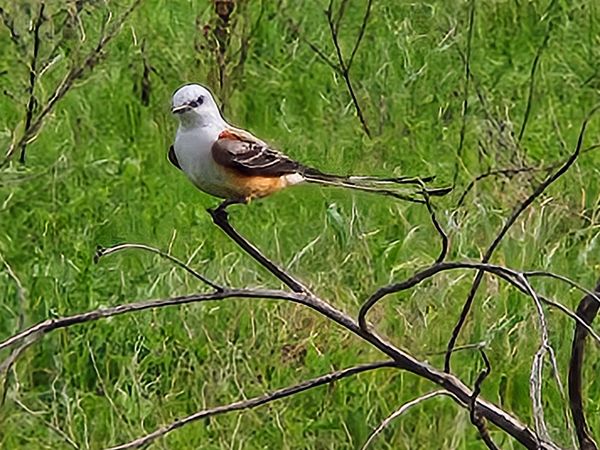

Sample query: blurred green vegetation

[1,0,600,448]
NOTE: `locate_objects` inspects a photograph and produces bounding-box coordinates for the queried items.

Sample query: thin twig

[107,361,397,449]
[444,104,600,373]
[284,19,342,75]
[19,2,45,164]
[423,192,449,263]
[325,0,371,138]
[452,0,476,186]
[518,0,556,143]
[361,390,459,450]
[347,0,372,71]
[469,350,499,450]
[94,243,223,291]
[455,143,600,208]
[3,0,143,164]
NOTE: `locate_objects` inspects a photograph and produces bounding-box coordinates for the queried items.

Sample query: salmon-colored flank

[218,129,244,141]
[216,128,286,199]
[227,172,286,199]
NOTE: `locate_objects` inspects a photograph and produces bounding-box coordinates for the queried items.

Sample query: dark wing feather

[212,138,302,177]
[168,145,182,170]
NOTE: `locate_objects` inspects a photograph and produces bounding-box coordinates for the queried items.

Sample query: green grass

[1,0,600,448]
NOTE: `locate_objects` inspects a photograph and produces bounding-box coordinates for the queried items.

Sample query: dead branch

[325,0,372,138]
[94,243,223,291]
[1,259,563,447]
[452,0,476,186]
[19,2,46,164]
[208,205,313,295]
[107,361,398,450]
[568,281,600,450]
[3,0,144,165]
[469,350,499,450]
[518,6,555,143]
[444,104,600,373]
[455,145,600,209]
[361,390,459,450]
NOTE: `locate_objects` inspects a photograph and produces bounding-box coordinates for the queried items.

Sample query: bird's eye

[188,100,198,108]
[197,95,204,105]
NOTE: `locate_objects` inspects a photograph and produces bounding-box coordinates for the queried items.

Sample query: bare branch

[361,390,459,450]
[444,104,600,373]
[518,3,556,143]
[423,193,449,263]
[470,350,500,450]
[284,18,342,74]
[568,282,600,450]
[3,0,144,164]
[107,361,397,450]
[208,204,313,295]
[518,274,557,446]
[94,243,224,291]
[346,0,372,71]
[0,259,549,448]
[452,0,476,186]
[324,0,371,138]
[19,2,45,164]
[0,288,299,354]
[357,260,600,347]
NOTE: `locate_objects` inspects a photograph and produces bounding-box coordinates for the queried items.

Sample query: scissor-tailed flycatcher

[169,83,448,208]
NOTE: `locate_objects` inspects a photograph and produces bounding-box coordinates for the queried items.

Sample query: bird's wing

[168,145,182,170]
[212,129,302,177]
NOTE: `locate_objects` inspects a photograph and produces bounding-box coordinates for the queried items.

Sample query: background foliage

[1,0,599,448]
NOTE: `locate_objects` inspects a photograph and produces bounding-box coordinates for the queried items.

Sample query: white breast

[174,125,233,198]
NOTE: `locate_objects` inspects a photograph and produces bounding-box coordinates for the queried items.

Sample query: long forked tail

[301,168,451,202]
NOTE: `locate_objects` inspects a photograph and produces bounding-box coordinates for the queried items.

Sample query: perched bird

[169,83,448,209]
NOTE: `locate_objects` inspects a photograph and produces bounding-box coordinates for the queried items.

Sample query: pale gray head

[171,84,224,128]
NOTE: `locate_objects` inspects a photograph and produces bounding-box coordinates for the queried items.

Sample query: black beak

[171,104,191,114]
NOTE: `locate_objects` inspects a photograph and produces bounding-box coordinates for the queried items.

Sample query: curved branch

[107,361,398,450]
[358,261,600,347]
[0,261,545,448]
[568,282,600,450]
[444,104,600,373]
[94,243,223,291]
[361,390,459,450]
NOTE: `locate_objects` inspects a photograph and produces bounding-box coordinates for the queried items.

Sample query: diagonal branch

[444,104,600,373]
[469,349,500,450]
[107,361,398,450]
[518,1,556,143]
[208,205,313,294]
[361,390,459,450]
[325,0,371,138]
[452,0,476,186]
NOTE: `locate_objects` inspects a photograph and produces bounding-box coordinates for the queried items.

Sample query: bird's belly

[174,139,239,199]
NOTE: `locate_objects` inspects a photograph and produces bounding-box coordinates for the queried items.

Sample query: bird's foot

[207,197,247,222]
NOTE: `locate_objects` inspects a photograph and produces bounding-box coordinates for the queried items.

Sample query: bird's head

[171,84,223,128]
